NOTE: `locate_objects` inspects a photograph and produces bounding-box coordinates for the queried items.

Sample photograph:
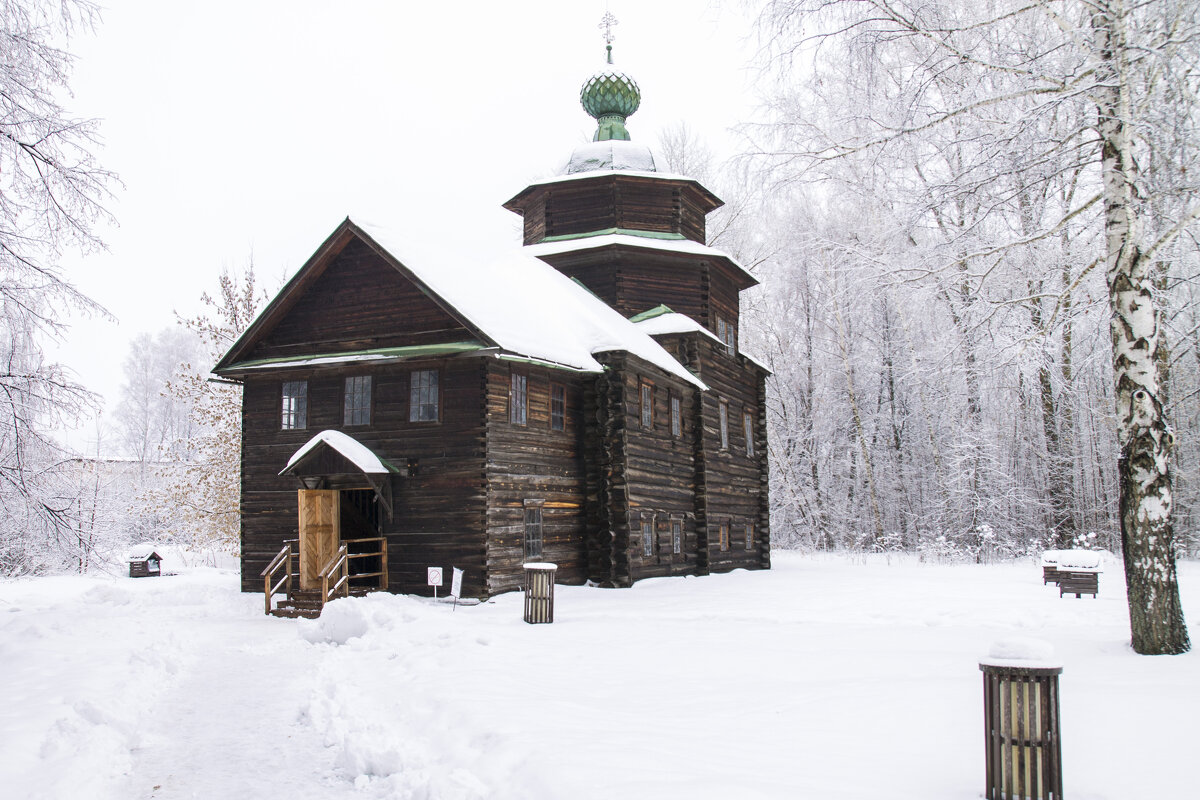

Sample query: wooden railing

[262,536,388,616]
[343,536,388,592]
[261,541,296,615]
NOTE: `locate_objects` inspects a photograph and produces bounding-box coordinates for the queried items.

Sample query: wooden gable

[215,219,495,374]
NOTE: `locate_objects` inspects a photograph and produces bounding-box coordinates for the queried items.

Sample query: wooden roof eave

[213,218,501,377]
[502,171,725,217]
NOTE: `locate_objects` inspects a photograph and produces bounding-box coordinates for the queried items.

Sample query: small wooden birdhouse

[128,548,163,578]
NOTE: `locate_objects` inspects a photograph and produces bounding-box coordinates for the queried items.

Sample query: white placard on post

[450,567,463,600]
[428,566,443,598]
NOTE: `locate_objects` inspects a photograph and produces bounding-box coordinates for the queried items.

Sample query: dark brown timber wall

[239,358,489,598]
[483,361,588,596]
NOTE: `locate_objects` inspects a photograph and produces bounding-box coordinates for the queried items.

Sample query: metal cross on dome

[599,11,618,63]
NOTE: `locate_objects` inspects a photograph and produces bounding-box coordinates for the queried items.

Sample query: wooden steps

[267,587,381,619]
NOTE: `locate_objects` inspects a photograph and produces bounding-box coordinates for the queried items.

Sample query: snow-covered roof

[1057,550,1103,572]
[283,430,393,475]
[355,221,707,389]
[634,311,722,343]
[127,545,161,562]
[524,233,757,286]
[567,140,657,174]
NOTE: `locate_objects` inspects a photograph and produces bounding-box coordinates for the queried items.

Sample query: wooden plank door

[298,489,340,591]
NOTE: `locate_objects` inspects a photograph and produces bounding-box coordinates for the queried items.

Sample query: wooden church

[214,45,770,613]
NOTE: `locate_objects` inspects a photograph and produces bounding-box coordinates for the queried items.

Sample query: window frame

[641,516,655,558]
[671,518,683,555]
[718,521,730,552]
[670,393,682,438]
[343,375,372,427]
[509,370,528,426]
[639,378,655,430]
[550,382,566,431]
[716,316,736,356]
[744,410,755,457]
[281,380,308,430]
[409,369,440,423]
[745,522,754,550]
[718,400,729,450]
[523,502,544,561]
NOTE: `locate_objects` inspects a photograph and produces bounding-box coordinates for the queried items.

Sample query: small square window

[550,383,566,431]
[718,401,729,450]
[642,519,654,557]
[281,381,308,430]
[409,369,439,422]
[670,394,682,438]
[744,411,755,457]
[510,371,528,426]
[344,375,372,426]
[671,519,682,555]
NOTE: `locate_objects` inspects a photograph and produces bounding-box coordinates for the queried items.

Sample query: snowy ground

[1,553,1196,800]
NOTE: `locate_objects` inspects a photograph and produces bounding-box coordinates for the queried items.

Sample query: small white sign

[427,566,443,587]
[450,567,463,599]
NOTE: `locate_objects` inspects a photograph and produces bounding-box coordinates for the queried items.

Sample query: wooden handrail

[261,543,294,615]
[318,544,350,607]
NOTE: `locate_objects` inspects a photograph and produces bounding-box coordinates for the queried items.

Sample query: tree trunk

[1094,0,1189,654]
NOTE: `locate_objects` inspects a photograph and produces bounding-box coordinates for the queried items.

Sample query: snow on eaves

[284,430,392,475]
[354,221,707,390]
[634,312,772,374]
[524,233,757,286]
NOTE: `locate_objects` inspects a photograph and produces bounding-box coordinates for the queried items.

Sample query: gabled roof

[281,430,400,476]
[215,218,706,389]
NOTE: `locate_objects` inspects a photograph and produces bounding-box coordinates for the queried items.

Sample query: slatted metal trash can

[523,562,557,624]
[980,644,1063,800]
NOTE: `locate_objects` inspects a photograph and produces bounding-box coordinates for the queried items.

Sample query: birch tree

[751,0,1195,653]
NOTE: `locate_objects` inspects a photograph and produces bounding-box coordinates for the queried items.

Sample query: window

[550,383,566,431]
[642,518,655,557]
[524,505,543,561]
[671,519,682,555]
[510,371,528,425]
[744,411,755,457]
[281,381,308,430]
[718,522,730,552]
[719,400,729,450]
[409,369,439,422]
[343,375,372,426]
[745,523,754,550]
[640,379,654,429]
[670,394,682,438]
[716,316,736,356]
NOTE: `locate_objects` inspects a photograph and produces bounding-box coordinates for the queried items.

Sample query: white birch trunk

[1094,0,1190,654]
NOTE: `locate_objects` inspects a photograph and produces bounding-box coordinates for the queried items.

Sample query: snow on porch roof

[282,430,399,476]
[353,219,707,389]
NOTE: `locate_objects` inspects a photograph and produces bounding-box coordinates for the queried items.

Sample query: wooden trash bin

[981,645,1063,800]
[523,562,557,624]
[1057,551,1101,598]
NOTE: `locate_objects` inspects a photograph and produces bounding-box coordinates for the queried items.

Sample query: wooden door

[298,489,340,591]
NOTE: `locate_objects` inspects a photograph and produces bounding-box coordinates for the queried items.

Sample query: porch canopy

[279,430,406,519]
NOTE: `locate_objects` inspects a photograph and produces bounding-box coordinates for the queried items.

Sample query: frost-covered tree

[151,267,264,556]
[0,0,114,575]
[750,0,1195,653]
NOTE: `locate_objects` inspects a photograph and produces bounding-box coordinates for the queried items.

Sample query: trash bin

[523,562,557,624]
[980,641,1063,800]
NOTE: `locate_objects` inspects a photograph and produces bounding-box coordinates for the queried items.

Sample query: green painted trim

[494,353,600,374]
[224,341,485,371]
[628,304,675,323]
[540,228,687,244]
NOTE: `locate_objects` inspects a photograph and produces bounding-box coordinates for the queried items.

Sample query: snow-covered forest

[2,1,1196,645]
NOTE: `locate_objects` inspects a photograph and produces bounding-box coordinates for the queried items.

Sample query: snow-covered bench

[1056,551,1102,598]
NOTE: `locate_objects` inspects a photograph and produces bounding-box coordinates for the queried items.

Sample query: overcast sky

[49,0,761,449]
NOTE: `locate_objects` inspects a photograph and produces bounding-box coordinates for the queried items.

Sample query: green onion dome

[580,65,641,142]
